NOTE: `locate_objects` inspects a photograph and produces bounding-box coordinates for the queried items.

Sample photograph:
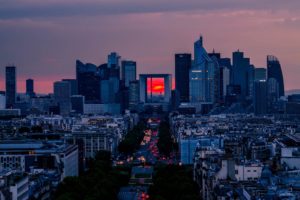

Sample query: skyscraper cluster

[2,35,286,116]
[75,52,137,114]
[174,36,285,115]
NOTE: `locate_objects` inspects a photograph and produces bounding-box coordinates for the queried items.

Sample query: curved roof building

[267,55,285,97]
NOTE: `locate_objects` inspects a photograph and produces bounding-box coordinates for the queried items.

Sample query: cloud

[1,0,300,19]
[0,0,300,93]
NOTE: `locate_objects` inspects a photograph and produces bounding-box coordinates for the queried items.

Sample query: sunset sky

[0,0,300,93]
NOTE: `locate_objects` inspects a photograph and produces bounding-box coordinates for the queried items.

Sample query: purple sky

[0,0,300,93]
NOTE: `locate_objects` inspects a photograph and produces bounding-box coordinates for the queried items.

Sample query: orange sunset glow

[147,78,165,95]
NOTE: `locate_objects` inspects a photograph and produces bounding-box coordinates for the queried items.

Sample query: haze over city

[1,0,300,93]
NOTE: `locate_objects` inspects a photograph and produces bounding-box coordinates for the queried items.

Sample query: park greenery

[118,122,145,155]
[53,151,130,200]
[149,165,200,200]
[157,121,178,157]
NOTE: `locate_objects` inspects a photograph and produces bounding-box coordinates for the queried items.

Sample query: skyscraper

[208,52,231,103]
[101,78,120,103]
[232,50,251,99]
[254,68,267,81]
[71,95,85,114]
[190,36,218,103]
[253,80,268,115]
[221,67,230,98]
[248,65,255,98]
[62,79,78,96]
[121,60,136,87]
[267,55,285,97]
[108,52,121,79]
[129,80,140,112]
[175,53,191,102]
[267,78,279,113]
[26,79,35,97]
[108,52,120,68]
[76,60,101,103]
[5,66,16,108]
[54,81,71,115]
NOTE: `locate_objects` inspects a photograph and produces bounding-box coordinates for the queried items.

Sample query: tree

[149,165,200,200]
[54,150,130,200]
[118,122,145,155]
[157,121,177,157]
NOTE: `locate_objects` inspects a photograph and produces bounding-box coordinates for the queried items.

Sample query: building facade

[121,60,136,87]
[232,51,252,100]
[62,79,78,96]
[54,81,71,116]
[129,80,140,112]
[190,37,219,103]
[26,79,35,97]
[76,60,101,103]
[253,80,268,115]
[139,74,172,104]
[267,55,285,97]
[5,66,16,108]
[175,53,191,102]
[254,68,267,81]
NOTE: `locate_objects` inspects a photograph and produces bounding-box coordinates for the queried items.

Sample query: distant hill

[286,89,300,96]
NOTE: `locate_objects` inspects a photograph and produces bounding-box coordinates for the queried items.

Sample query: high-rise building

[232,51,251,99]
[62,79,78,96]
[54,81,71,115]
[221,67,230,98]
[26,79,35,97]
[254,68,267,81]
[0,94,5,109]
[190,36,219,103]
[101,77,120,104]
[253,80,267,115]
[175,53,191,102]
[98,63,110,80]
[108,52,120,69]
[209,55,221,103]
[71,95,85,114]
[248,65,255,98]
[5,66,16,108]
[108,52,121,79]
[208,52,231,103]
[129,80,140,112]
[171,90,180,110]
[116,82,129,113]
[267,78,279,113]
[121,60,136,87]
[76,60,101,103]
[267,55,285,97]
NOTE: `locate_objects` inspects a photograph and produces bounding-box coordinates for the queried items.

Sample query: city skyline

[0,43,295,94]
[1,0,300,93]
[1,2,300,199]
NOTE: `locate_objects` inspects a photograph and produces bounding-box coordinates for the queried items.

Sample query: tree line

[118,122,146,155]
[53,151,130,200]
[149,165,200,200]
[157,121,178,157]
